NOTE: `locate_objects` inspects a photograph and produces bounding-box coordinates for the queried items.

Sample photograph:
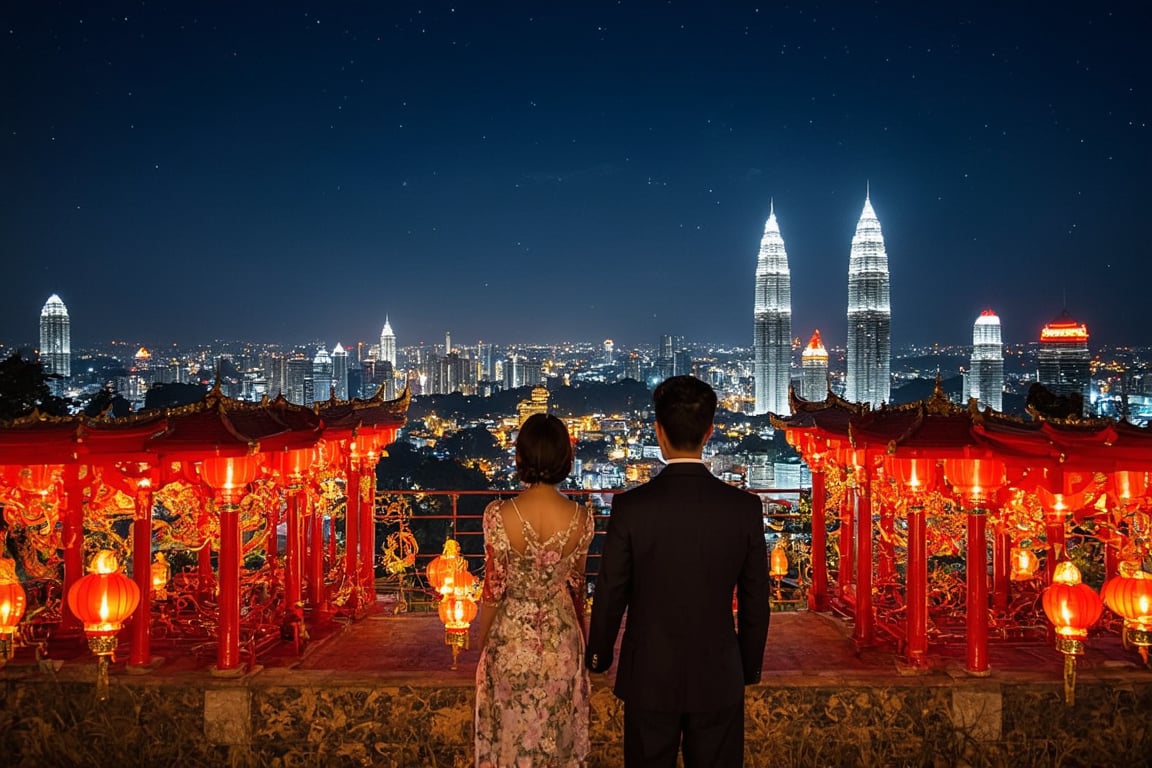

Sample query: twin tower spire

[752,191,892,415]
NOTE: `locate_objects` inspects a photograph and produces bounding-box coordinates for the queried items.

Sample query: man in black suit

[586,375,770,767]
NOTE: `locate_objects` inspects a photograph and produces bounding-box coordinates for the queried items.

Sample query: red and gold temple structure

[773,383,1152,675]
[0,383,406,676]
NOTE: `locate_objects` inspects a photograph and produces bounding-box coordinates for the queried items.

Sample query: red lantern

[200,454,260,502]
[0,558,27,666]
[886,456,936,493]
[427,538,471,595]
[66,551,142,701]
[272,446,315,487]
[1102,569,1152,664]
[439,585,479,670]
[1113,471,1148,505]
[1041,560,1103,706]
[770,541,789,579]
[943,457,1005,504]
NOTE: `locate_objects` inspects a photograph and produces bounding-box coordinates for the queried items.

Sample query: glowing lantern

[886,456,936,494]
[1113,471,1148,505]
[1101,569,1152,665]
[1010,547,1040,581]
[1041,560,1103,706]
[439,585,479,670]
[943,458,1005,505]
[770,540,789,579]
[66,550,142,701]
[272,446,315,488]
[150,553,171,600]
[200,454,260,503]
[0,557,26,666]
[427,539,473,595]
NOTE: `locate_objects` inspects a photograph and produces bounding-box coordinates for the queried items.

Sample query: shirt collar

[663,458,706,466]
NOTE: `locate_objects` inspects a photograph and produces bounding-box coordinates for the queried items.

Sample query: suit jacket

[586,462,770,712]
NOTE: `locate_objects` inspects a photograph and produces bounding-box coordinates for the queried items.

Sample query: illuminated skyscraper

[331,343,349,400]
[801,330,829,403]
[379,317,397,367]
[845,191,891,407]
[969,310,1004,411]
[1038,310,1090,415]
[312,346,333,402]
[753,202,792,415]
[39,294,71,393]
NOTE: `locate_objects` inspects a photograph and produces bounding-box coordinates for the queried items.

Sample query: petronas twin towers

[753,191,891,415]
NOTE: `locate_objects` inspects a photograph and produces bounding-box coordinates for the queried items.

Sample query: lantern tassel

[1063,654,1076,708]
[95,654,110,703]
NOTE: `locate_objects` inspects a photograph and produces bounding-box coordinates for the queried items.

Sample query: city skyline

[2,3,1149,348]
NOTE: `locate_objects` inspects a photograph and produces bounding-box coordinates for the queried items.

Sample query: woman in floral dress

[475,413,594,768]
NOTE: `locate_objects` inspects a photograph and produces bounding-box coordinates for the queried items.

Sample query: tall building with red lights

[801,330,829,402]
[1038,310,1090,415]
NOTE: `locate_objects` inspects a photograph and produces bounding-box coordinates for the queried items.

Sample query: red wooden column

[808,468,829,611]
[215,490,243,674]
[285,489,304,617]
[877,498,896,583]
[852,453,874,649]
[906,499,928,667]
[60,463,85,632]
[358,455,380,612]
[838,465,854,602]
[965,501,990,674]
[344,457,362,609]
[129,477,155,668]
[308,491,326,611]
[266,498,279,577]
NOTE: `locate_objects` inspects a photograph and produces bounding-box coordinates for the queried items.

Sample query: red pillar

[344,460,361,609]
[992,530,1011,613]
[198,542,215,598]
[285,491,303,617]
[808,470,829,612]
[852,469,874,648]
[838,469,854,602]
[309,499,326,610]
[966,504,990,674]
[214,492,243,674]
[60,464,85,632]
[129,482,155,668]
[359,460,378,612]
[905,500,928,668]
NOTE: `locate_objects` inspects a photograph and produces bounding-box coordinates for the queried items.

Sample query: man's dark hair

[653,375,717,451]
[515,413,573,485]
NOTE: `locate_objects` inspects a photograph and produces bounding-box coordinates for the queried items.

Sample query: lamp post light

[150,553,171,600]
[1010,547,1040,581]
[0,556,27,667]
[66,551,141,701]
[1042,559,1103,706]
[439,585,479,670]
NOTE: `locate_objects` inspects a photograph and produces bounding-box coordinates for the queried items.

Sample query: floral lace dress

[475,498,594,768]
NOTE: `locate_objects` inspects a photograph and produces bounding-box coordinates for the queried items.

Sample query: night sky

[2,2,1148,351]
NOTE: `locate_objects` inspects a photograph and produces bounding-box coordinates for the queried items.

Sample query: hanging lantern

[886,456,936,494]
[943,457,1005,505]
[66,551,142,701]
[0,557,26,666]
[272,446,315,488]
[150,553,171,600]
[427,538,472,595]
[1041,560,1103,706]
[770,540,789,579]
[200,453,260,504]
[1010,547,1040,581]
[1113,471,1148,505]
[438,585,479,670]
[1101,569,1152,666]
